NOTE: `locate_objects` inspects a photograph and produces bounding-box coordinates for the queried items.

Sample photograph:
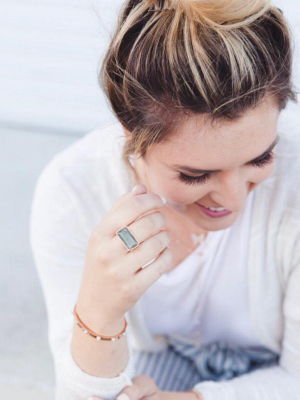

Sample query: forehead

[151,98,280,166]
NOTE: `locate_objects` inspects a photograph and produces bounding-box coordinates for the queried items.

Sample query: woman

[30,1,300,400]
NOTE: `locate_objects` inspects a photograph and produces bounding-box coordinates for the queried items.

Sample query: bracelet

[73,304,127,342]
[187,390,203,400]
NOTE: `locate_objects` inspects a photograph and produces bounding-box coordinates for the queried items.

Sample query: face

[124,97,281,232]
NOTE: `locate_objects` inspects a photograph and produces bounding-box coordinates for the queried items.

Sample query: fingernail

[132,184,147,195]
[116,394,130,400]
[160,196,167,204]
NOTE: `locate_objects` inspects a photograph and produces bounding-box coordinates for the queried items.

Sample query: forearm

[70,300,129,378]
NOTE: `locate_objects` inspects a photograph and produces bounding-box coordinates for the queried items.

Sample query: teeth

[207,206,226,212]
[199,204,227,212]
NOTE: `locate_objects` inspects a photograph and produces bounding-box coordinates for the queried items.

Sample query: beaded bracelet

[187,390,203,400]
[73,304,127,342]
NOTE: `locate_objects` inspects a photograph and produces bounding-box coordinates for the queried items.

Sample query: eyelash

[178,151,275,186]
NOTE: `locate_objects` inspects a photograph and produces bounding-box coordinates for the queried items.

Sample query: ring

[116,226,139,251]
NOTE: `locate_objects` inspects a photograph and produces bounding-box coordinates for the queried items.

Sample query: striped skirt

[132,334,279,392]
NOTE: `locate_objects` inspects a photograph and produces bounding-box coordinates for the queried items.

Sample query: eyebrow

[172,135,280,174]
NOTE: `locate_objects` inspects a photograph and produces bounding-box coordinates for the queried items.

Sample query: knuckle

[119,282,135,301]
[153,234,164,248]
[131,195,143,210]
[121,199,135,215]
[143,193,163,208]
[106,266,122,282]
[158,211,167,225]
[144,214,157,231]
[152,211,166,228]
[127,193,163,215]
[95,245,112,266]
[99,252,110,267]
[160,231,170,245]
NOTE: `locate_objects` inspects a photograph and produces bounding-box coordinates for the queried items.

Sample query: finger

[114,226,171,273]
[130,246,173,294]
[122,209,167,246]
[97,184,146,233]
[109,184,148,215]
[107,209,167,261]
[103,191,165,237]
[117,375,158,400]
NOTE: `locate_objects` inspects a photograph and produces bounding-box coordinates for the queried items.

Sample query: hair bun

[148,0,273,28]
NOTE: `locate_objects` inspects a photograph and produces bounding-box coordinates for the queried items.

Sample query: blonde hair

[99,0,298,183]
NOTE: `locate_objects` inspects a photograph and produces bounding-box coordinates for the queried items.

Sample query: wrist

[75,301,125,336]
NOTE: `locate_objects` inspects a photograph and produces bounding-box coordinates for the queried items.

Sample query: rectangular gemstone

[117,227,139,250]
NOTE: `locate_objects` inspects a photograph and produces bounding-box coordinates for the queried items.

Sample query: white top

[29,118,300,400]
[140,188,259,348]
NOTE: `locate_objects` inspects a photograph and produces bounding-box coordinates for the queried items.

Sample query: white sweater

[29,118,300,400]
[139,189,260,347]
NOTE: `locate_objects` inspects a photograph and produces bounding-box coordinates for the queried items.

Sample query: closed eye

[178,151,275,186]
[247,150,275,167]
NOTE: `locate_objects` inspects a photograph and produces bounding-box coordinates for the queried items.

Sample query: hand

[116,374,160,400]
[76,183,173,330]
[88,374,160,400]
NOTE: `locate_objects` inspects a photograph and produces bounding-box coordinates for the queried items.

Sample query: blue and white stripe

[132,334,279,392]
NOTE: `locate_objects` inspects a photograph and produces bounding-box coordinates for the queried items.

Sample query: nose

[214,170,248,212]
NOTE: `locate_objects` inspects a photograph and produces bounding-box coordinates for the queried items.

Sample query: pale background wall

[0,1,299,399]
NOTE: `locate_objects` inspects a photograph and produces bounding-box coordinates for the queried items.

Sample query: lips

[197,202,229,210]
[196,203,232,218]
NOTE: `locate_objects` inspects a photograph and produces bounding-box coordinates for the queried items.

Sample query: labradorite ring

[116,226,139,251]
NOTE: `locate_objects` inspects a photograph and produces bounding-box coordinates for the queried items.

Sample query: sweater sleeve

[29,161,137,400]
[191,233,300,400]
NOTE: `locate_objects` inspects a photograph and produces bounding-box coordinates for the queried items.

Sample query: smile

[196,203,233,218]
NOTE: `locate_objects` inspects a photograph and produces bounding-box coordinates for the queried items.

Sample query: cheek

[249,164,275,183]
[162,180,209,205]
